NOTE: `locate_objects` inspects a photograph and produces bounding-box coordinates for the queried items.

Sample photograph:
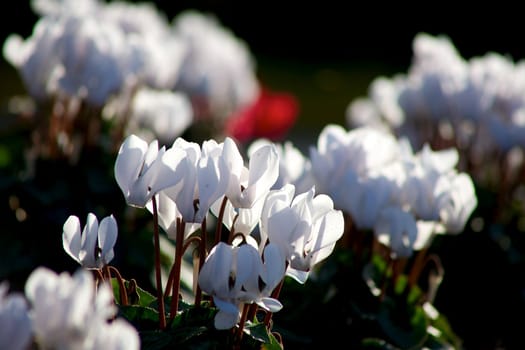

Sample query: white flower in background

[3,17,64,101]
[374,207,418,258]
[114,134,187,208]
[248,138,315,194]
[172,10,260,119]
[31,0,98,17]
[435,172,477,234]
[309,125,402,229]
[25,267,139,350]
[4,0,186,108]
[347,31,525,160]
[126,88,193,143]
[0,283,32,350]
[52,16,133,107]
[223,137,279,209]
[198,241,285,329]
[261,184,344,284]
[62,213,118,269]
[102,0,187,90]
[91,318,141,350]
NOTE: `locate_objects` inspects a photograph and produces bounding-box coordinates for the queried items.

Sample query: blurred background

[1,2,524,349]
[3,1,525,142]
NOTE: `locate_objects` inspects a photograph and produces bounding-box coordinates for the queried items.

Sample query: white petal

[79,213,99,267]
[213,304,240,330]
[262,243,285,291]
[62,215,82,264]
[256,297,283,312]
[98,215,118,265]
[198,242,233,297]
[114,135,148,199]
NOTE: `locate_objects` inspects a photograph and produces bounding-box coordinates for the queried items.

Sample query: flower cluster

[112,133,344,333]
[346,33,525,209]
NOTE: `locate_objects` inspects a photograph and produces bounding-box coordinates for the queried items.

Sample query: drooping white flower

[62,212,118,269]
[198,241,285,329]
[0,283,32,350]
[114,134,187,208]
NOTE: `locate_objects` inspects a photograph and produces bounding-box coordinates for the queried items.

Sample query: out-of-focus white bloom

[198,241,285,329]
[374,207,418,258]
[435,172,477,234]
[3,17,64,101]
[172,10,260,119]
[0,283,32,350]
[248,139,315,194]
[25,267,139,350]
[309,124,402,229]
[90,318,141,350]
[5,0,186,107]
[127,88,193,143]
[114,134,187,208]
[347,31,525,157]
[62,213,118,269]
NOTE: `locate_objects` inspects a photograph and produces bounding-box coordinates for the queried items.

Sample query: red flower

[225,87,299,143]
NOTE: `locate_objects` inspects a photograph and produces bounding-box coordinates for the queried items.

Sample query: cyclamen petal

[115,134,148,200]
[79,213,99,267]
[98,215,118,266]
[62,215,82,264]
[115,134,187,208]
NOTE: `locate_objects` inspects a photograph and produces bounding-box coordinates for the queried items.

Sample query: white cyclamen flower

[114,134,187,208]
[62,212,118,269]
[198,241,285,329]
[0,282,32,350]
[261,185,345,284]
[248,138,315,194]
[223,137,279,209]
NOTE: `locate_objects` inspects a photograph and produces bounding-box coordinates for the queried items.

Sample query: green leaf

[377,302,428,348]
[140,330,174,350]
[111,277,156,307]
[118,305,159,331]
[429,313,463,349]
[260,331,284,350]
[244,322,271,343]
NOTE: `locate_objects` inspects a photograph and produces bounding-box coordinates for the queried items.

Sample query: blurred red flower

[225,87,299,143]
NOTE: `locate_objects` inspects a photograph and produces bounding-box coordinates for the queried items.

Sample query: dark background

[3,2,525,67]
